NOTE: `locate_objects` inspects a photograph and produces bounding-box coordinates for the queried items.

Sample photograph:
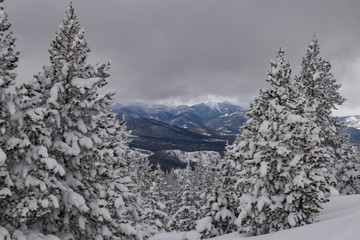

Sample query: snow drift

[150,194,360,240]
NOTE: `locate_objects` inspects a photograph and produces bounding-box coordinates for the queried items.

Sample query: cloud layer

[5,0,360,115]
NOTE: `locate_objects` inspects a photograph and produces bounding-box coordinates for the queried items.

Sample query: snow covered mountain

[113,102,244,170]
[339,115,360,130]
[150,194,360,240]
[114,102,359,133]
[113,102,247,133]
[114,102,360,170]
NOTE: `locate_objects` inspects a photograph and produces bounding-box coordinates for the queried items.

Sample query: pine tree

[13,3,146,239]
[145,164,170,233]
[196,156,237,239]
[193,152,216,211]
[162,168,179,220]
[226,48,330,235]
[333,134,360,195]
[0,0,19,230]
[168,161,199,231]
[126,147,159,238]
[295,36,360,193]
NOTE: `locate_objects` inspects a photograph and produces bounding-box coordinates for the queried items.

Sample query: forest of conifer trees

[0,2,359,240]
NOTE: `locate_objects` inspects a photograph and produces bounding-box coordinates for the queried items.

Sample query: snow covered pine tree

[196,151,237,239]
[168,161,199,232]
[295,36,360,195]
[13,3,148,239]
[226,48,330,235]
[0,0,20,236]
[143,163,170,234]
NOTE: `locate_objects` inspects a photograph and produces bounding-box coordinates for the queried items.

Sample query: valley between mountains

[114,102,360,171]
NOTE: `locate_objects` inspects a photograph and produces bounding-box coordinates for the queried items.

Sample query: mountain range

[113,102,360,170]
[339,115,360,145]
[339,115,360,130]
[113,102,247,132]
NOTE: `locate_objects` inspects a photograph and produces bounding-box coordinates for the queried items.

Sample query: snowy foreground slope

[150,195,360,240]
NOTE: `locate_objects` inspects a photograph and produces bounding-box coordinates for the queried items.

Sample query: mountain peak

[113,101,247,132]
[339,115,360,130]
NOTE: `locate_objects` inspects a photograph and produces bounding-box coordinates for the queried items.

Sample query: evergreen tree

[13,3,146,239]
[90,110,149,239]
[168,161,199,231]
[126,147,158,238]
[226,49,330,235]
[0,0,19,230]
[127,147,152,199]
[162,168,179,220]
[294,36,360,192]
[145,164,170,233]
[333,134,360,195]
[194,152,216,211]
[196,156,237,239]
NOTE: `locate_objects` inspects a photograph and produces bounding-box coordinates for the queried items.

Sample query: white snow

[0,148,6,165]
[0,226,11,239]
[101,225,111,237]
[258,120,269,134]
[12,229,60,240]
[7,101,16,116]
[289,154,303,167]
[71,77,100,94]
[286,114,305,124]
[163,150,220,167]
[40,158,65,176]
[256,196,270,212]
[0,188,11,198]
[39,199,49,208]
[49,195,59,209]
[118,224,136,236]
[150,231,200,240]
[259,162,268,177]
[196,217,212,233]
[64,190,89,213]
[150,195,360,240]
[77,119,88,134]
[313,72,321,81]
[287,212,297,227]
[206,101,221,111]
[79,136,93,149]
[114,197,125,208]
[341,115,360,130]
[48,82,63,106]
[78,215,86,230]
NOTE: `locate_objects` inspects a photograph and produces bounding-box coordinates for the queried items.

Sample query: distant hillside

[124,117,234,153]
[338,116,360,146]
[114,102,360,170]
[113,102,247,133]
[339,115,360,130]
[122,117,233,171]
[113,102,244,170]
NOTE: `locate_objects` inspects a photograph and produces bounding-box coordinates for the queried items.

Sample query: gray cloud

[5,0,360,114]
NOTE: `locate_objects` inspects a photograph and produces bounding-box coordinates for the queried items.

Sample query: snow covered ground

[150,194,360,240]
[163,150,221,166]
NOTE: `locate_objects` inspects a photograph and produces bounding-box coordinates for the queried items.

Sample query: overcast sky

[5,0,360,116]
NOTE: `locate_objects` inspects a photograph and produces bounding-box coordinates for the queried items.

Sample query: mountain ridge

[113,101,247,132]
[114,102,360,170]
